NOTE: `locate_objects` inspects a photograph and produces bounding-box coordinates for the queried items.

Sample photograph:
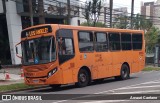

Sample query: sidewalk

[0,68,24,86]
[145,65,160,68]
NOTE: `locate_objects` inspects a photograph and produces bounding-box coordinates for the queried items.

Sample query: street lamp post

[131,0,134,29]
[67,0,71,25]
[110,0,113,28]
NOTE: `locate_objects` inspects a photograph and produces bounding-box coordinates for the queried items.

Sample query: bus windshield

[22,36,56,65]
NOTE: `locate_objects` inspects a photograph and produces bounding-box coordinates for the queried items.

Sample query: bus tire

[50,84,61,90]
[76,69,90,87]
[115,64,130,80]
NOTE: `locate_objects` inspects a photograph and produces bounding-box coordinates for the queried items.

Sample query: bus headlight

[48,68,58,78]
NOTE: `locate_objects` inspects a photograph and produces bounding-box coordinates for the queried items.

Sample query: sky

[80,0,157,14]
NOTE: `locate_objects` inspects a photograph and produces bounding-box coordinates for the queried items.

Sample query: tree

[113,15,129,29]
[132,14,153,31]
[80,21,105,27]
[133,14,140,30]
[112,13,158,53]
[131,14,157,53]
[113,14,153,30]
[145,26,160,53]
[82,0,102,27]
[82,1,91,25]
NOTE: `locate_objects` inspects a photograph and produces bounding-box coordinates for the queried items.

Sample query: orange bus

[16,24,145,89]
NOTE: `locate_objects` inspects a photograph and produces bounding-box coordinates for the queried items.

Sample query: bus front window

[22,36,56,65]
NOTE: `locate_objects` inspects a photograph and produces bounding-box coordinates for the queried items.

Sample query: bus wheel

[50,84,61,90]
[76,69,90,87]
[115,64,130,80]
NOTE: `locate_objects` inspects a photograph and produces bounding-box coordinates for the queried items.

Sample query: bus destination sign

[21,26,52,38]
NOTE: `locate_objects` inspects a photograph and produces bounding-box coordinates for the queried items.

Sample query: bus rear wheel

[76,69,90,87]
[115,64,130,80]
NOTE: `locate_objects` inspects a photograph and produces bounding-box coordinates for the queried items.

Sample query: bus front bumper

[24,72,62,86]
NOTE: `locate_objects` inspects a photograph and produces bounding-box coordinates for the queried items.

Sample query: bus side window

[121,33,132,50]
[132,34,142,50]
[78,31,94,52]
[109,33,121,51]
[95,32,108,52]
[58,37,74,55]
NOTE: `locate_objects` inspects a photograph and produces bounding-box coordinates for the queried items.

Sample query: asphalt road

[1,70,160,103]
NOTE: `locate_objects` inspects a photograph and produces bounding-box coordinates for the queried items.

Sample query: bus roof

[22,24,144,34]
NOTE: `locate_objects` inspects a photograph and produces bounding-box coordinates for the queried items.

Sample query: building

[112,7,128,21]
[0,0,85,65]
[154,0,160,29]
[104,6,128,27]
[98,0,108,24]
[141,0,160,29]
[141,2,154,19]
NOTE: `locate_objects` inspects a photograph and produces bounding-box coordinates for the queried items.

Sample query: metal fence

[146,56,155,66]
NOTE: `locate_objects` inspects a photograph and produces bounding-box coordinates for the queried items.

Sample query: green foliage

[145,26,160,53]
[113,15,129,29]
[143,67,160,71]
[63,19,68,25]
[133,14,153,31]
[131,14,158,53]
[113,13,153,30]
[112,13,160,54]
[80,21,105,27]
[0,83,34,92]
[82,0,102,27]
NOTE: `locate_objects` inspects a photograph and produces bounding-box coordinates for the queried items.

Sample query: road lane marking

[117,85,160,90]
[138,81,160,84]
[52,79,160,103]
[95,79,160,94]
[0,101,9,103]
[141,71,155,74]
[112,90,160,94]
[52,100,70,103]
[81,100,130,103]
[38,80,160,95]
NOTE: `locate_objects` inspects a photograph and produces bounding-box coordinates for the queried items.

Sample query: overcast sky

[80,0,157,14]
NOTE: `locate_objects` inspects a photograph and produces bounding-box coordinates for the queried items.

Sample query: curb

[1,65,21,69]
[0,85,49,94]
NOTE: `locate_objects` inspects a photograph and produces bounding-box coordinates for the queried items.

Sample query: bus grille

[25,66,47,72]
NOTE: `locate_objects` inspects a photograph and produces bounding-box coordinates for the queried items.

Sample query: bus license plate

[33,79,39,83]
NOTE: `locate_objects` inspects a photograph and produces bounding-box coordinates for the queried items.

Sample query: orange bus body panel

[21,24,145,86]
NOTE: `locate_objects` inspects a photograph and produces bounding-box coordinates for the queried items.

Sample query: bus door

[95,32,112,78]
[56,29,75,83]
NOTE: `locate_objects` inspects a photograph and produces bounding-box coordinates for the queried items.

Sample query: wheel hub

[122,68,128,78]
[80,73,86,82]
